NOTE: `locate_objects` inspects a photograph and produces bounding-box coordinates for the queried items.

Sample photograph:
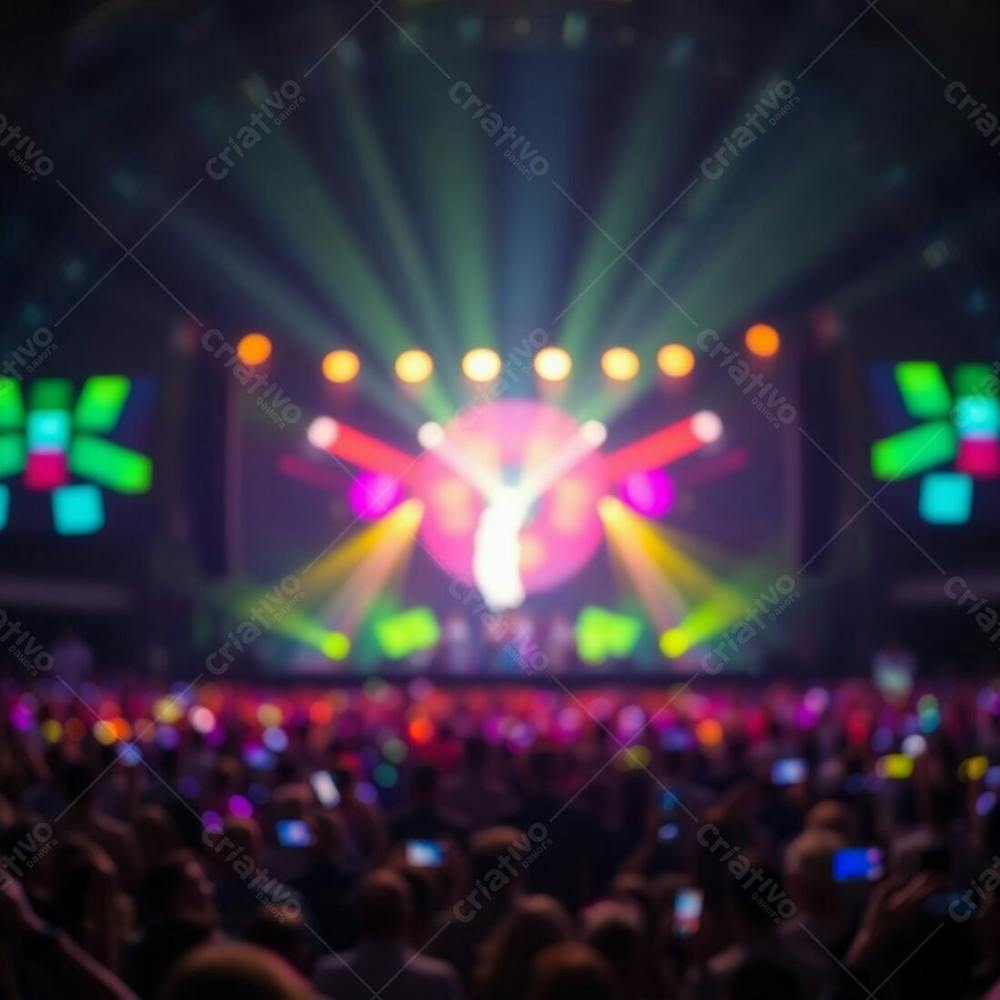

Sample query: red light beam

[605,416,709,482]
[312,419,415,479]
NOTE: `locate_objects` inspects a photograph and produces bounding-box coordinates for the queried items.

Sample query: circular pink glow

[412,400,607,595]
[348,472,405,520]
[620,469,674,518]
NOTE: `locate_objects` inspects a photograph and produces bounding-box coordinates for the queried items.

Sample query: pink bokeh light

[620,468,675,517]
[348,472,405,520]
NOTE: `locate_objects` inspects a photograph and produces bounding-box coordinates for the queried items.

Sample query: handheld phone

[243,746,276,770]
[673,888,704,938]
[832,847,884,883]
[405,839,444,868]
[310,770,341,807]
[772,758,808,786]
[657,822,680,842]
[876,754,914,780]
[276,819,314,848]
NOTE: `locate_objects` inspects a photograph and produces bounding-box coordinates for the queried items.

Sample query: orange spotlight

[236,332,272,366]
[395,349,434,384]
[744,323,780,358]
[534,346,573,382]
[601,347,640,382]
[462,348,502,383]
[657,344,695,378]
[322,349,360,384]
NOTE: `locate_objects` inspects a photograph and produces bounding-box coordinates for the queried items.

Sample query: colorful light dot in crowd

[617,704,646,738]
[308,700,335,726]
[202,811,223,830]
[960,755,989,782]
[744,323,781,358]
[902,734,927,757]
[695,718,723,747]
[918,701,941,733]
[9,704,32,731]
[803,687,829,714]
[461,348,502,383]
[40,719,62,743]
[620,469,674,518]
[189,706,216,734]
[118,745,142,767]
[657,344,695,378]
[153,697,182,724]
[356,782,378,805]
[236,333,273,366]
[616,745,650,770]
[395,349,434,384]
[555,707,584,739]
[382,738,408,764]
[157,725,180,750]
[110,716,131,741]
[258,703,282,727]
[977,792,997,816]
[228,795,253,819]
[601,346,640,381]
[263,726,288,752]
[408,716,434,744]
[322,349,361,384]
[93,720,116,745]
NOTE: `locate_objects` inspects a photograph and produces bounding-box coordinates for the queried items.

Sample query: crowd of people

[2,673,1000,998]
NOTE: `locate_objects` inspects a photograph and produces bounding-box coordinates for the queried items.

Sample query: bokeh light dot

[534,346,573,382]
[691,410,723,443]
[348,473,403,521]
[660,628,690,658]
[657,343,695,377]
[621,469,674,517]
[263,726,288,753]
[744,323,781,358]
[236,333,272,366]
[395,349,434,384]
[462,348,502,383]
[322,349,360,384]
[307,416,339,450]
[601,347,640,381]
[321,631,352,660]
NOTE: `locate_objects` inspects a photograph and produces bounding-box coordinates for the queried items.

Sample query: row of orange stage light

[233,324,781,385]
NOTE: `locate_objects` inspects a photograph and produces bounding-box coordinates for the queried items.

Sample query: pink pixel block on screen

[957,438,1000,478]
[25,451,68,490]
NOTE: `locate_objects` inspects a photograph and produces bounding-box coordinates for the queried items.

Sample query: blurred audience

[1,676,1000,998]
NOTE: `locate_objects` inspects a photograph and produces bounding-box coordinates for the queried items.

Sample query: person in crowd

[528,942,618,1000]
[312,868,463,1000]
[475,894,572,1000]
[156,941,314,1000]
